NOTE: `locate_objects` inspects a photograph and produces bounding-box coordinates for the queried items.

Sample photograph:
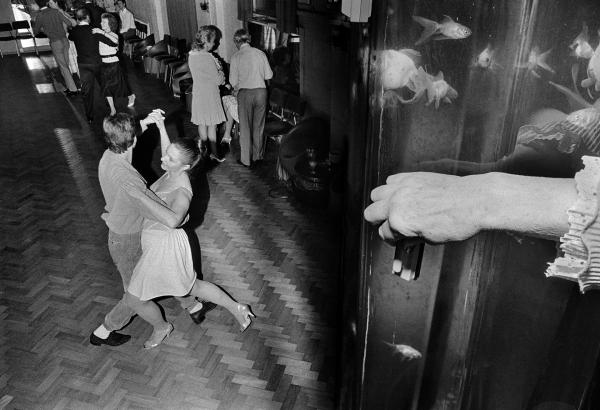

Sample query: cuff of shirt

[546,155,600,292]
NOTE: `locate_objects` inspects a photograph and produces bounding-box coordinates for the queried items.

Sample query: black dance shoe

[89,331,131,346]
[189,302,217,324]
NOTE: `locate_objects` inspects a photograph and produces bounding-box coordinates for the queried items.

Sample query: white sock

[93,325,111,339]
[188,302,203,314]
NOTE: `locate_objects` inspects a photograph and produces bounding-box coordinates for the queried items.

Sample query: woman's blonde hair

[192,26,217,51]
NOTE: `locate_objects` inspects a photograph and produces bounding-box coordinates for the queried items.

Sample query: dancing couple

[91,109,253,348]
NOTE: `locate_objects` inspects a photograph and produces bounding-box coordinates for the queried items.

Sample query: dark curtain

[238,0,253,27]
[167,0,197,45]
[276,0,297,33]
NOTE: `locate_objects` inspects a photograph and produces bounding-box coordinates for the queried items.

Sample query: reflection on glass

[367,1,600,408]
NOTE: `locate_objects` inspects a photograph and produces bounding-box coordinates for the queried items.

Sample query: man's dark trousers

[78,63,101,121]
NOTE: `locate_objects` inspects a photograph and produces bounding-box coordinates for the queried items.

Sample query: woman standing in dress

[98,110,254,348]
[94,13,135,115]
[189,26,226,162]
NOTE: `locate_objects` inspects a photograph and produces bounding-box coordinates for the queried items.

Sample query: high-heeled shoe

[236,304,255,332]
[143,322,173,349]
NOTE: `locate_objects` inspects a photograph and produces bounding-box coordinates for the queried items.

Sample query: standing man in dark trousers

[33,0,78,96]
[68,8,101,123]
[229,29,273,168]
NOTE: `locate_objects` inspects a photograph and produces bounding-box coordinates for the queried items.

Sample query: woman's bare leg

[208,125,225,162]
[198,125,208,155]
[223,108,234,144]
[106,96,116,115]
[124,292,172,348]
[189,279,253,330]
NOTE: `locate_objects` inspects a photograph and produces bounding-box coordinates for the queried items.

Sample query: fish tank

[361,0,600,409]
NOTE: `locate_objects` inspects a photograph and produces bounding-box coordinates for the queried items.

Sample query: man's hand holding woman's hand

[140,109,166,129]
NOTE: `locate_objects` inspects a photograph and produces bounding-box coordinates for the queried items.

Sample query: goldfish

[412,15,471,46]
[570,23,594,60]
[380,48,421,91]
[517,47,555,78]
[472,44,502,70]
[415,68,458,109]
[581,44,600,96]
[383,341,422,360]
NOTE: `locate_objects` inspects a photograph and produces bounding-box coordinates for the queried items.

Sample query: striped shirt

[93,29,119,63]
[518,108,600,156]
[546,155,600,293]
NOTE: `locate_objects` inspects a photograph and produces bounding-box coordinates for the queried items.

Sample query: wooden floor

[0,53,340,409]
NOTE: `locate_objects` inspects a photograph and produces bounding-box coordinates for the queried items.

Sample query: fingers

[363,198,388,224]
[145,110,166,124]
[378,221,401,245]
[370,184,399,201]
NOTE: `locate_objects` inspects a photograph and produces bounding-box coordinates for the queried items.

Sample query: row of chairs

[0,20,39,58]
[129,33,191,98]
[143,34,187,83]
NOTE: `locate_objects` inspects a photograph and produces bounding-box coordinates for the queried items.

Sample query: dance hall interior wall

[194,0,242,61]
[0,0,17,54]
[127,0,165,40]
[296,2,352,159]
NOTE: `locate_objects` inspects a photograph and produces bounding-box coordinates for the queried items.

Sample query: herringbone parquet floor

[0,53,339,409]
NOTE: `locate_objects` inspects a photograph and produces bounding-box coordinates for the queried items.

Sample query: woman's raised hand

[140,109,166,128]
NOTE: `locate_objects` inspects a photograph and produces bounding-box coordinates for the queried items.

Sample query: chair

[125,20,148,57]
[142,35,169,75]
[11,20,38,56]
[164,40,189,85]
[265,90,306,143]
[267,87,287,121]
[155,37,184,80]
[171,61,191,97]
[278,117,329,182]
[131,33,154,63]
[0,23,18,58]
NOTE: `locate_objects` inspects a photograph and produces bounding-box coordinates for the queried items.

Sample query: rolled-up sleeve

[546,156,600,292]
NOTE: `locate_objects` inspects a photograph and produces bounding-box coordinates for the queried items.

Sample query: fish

[570,23,594,60]
[517,47,555,78]
[581,43,600,97]
[472,44,503,70]
[412,15,471,46]
[380,48,421,91]
[416,68,458,109]
[383,341,422,361]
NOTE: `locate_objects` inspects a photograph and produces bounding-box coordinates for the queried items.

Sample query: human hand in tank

[364,172,490,244]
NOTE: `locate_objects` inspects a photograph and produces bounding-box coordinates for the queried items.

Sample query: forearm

[475,173,574,240]
[135,190,183,228]
[157,124,170,157]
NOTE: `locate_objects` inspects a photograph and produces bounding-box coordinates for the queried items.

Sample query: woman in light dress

[115,109,253,348]
[189,26,226,162]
